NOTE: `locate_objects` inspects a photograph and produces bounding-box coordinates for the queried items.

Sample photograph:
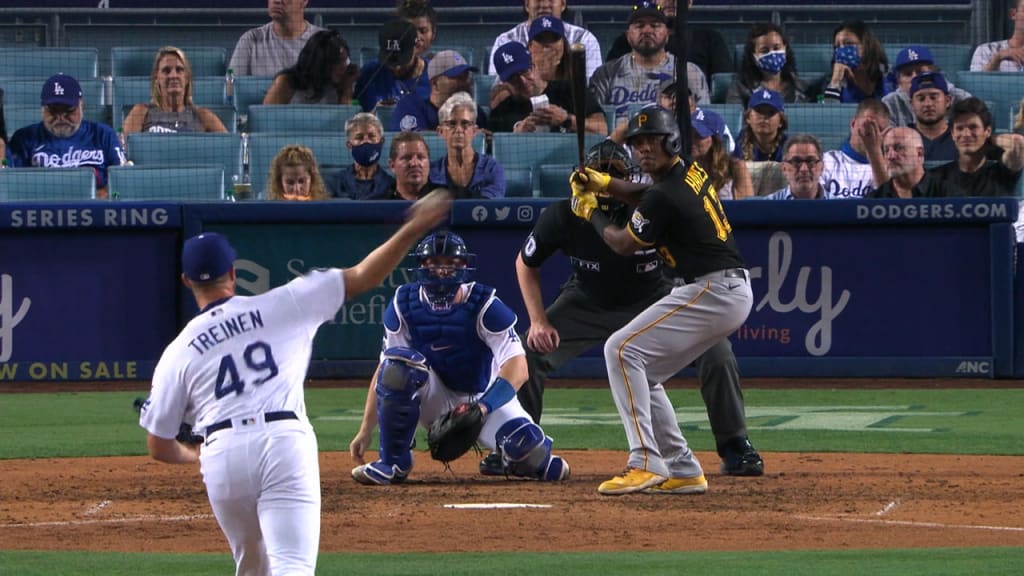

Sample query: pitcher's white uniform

[140,269,345,576]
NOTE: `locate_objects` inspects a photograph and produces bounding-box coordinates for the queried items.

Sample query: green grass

[1,548,1022,576]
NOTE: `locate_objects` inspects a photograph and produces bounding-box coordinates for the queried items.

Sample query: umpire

[484,140,763,477]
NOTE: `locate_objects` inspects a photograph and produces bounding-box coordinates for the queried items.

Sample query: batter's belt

[689,267,748,284]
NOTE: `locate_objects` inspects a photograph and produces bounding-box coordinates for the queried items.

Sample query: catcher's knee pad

[375,347,428,470]
[496,418,568,481]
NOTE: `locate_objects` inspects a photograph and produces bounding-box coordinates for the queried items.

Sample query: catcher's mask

[410,230,476,312]
[584,140,640,215]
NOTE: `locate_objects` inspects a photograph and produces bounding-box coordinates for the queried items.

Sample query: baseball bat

[568,43,587,169]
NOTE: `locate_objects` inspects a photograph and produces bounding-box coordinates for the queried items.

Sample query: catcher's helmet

[410,230,476,312]
[585,140,641,183]
[624,104,681,156]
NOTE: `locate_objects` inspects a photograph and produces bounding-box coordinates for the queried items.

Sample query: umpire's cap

[625,105,681,156]
[183,232,237,282]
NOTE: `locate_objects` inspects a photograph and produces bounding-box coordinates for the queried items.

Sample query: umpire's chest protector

[396,283,495,394]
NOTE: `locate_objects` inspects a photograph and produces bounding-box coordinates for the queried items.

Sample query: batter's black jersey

[521,199,669,308]
[627,159,745,282]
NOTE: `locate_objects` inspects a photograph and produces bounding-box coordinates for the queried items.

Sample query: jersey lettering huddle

[140,269,345,440]
[627,159,745,281]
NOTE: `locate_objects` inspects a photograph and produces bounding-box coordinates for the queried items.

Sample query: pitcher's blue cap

[182,233,236,282]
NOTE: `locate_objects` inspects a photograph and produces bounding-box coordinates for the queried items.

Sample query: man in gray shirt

[229,0,324,77]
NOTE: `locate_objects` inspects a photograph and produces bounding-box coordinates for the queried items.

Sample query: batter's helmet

[624,105,681,156]
[410,230,476,312]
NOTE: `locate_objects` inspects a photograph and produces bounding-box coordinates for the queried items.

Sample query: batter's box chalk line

[794,514,1024,533]
[443,503,553,509]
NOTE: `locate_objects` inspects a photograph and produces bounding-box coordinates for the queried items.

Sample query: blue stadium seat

[474,74,496,103]
[125,132,241,179]
[108,165,225,201]
[783,103,857,136]
[247,133,349,199]
[491,132,605,169]
[375,104,396,130]
[233,75,274,118]
[816,133,849,153]
[112,76,229,130]
[247,104,361,132]
[0,47,99,78]
[0,168,97,201]
[949,72,1021,131]
[537,163,574,198]
[4,104,109,134]
[788,44,832,80]
[110,46,228,78]
[503,166,533,198]
[711,72,734,104]
[0,77,107,107]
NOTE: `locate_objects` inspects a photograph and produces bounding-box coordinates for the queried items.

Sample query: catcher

[348,230,570,485]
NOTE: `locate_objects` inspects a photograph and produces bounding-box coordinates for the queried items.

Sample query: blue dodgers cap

[690,108,726,138]
[748,87,785,112]
[910,71,949,96]
[529,15,565,41]
[40,73,82,107]
[894,45,934,70]
[182,233,237,282]
[493,41,532,82]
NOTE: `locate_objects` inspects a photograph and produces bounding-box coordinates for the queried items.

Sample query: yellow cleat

[597,468,667,495]
[644,474,708,495]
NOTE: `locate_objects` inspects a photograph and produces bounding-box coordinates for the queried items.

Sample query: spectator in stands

[354,19,430,112]
[733,88,788,162]
[266,144,328,201]
[397,0,437,61]
[8,74,124,199]
[764,134,826,200]
[930,98,1024,197]
[488,41,607,135]
[589,1,709,129]
[882,45,972,127]
[123,47,228,134]
[263,30,359,105]
[820,98,888,198]
[907,72,957,162]
[428,92,505,198]
[690,107,753,199]
[822,20,889,104]
[391,50,483,132]
[331,112,395,199]
[488,1,602,80]
[378,131,433,200]
[866,127,960,198]
[491,15,573,110]
[606,0,734,81]
[727,22,814,106]
[229,0,324,77]
[970,0,1024,72]
[1015,98,1024,134]
[650,78,735,151]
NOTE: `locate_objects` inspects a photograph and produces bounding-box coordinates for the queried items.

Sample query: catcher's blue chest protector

[395,282,494,394]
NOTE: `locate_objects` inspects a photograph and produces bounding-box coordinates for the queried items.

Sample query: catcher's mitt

[427,402,484,463]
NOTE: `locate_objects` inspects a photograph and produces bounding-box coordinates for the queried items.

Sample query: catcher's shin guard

[375,347,429,472]
[496,418,570,481]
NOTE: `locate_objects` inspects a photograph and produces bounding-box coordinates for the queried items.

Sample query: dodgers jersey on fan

[140,269,345,440]
[8,120,125,188]
[820,141,875,199]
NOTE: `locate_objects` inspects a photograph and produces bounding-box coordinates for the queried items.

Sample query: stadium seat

[502,166,533,198]
[108,165,225,201]
[711,72,734,104]
[474,74,496,103]
[491,132,605,169]
[375,104,396,130]
[4,104,108,134]
[699,103,744,138]
[247,104,361,132]
[783,103,857,136]
[233,75,274,118]
[112,76,229,130]
[126,132,241,179]
[0,47,99,78]
[537,163,574,198]
[110,46,228,78]
[247,133,349,199]
[0,168,97,201]
[0,77,107,107]
[949,72,1021,130]
[788,44,833,81]
[816,133,849,153]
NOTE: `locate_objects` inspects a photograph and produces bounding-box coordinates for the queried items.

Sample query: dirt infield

[2,450,1022,553]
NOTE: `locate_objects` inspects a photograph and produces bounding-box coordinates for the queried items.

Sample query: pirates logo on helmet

[625,105,681,156]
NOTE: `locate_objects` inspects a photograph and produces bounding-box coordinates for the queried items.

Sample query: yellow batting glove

[570,188,598,221]
[580,167,611,192]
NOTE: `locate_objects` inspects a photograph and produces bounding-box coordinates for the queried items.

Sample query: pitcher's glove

[132,396,203,445]
[427,402,484,463]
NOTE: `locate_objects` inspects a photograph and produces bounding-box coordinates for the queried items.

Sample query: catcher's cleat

[479,451,505,476]
[351,460,410,486]
[718,436,764,477]
[643,474,708,495]
[597,468,666,495]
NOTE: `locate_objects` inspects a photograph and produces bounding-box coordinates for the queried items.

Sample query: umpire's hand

[527,321,560,354]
